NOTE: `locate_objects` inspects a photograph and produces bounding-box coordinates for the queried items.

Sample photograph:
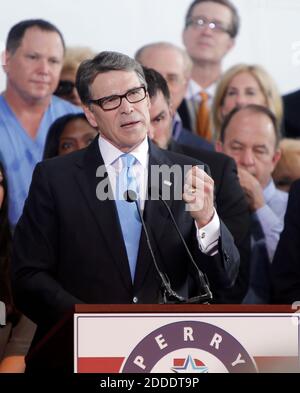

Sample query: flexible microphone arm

[124,190,186,303]
[151,187,213,303]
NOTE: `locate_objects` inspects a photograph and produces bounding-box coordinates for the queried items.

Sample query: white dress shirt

[185,79,217,107]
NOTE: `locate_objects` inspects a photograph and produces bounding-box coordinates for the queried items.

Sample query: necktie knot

[121,153,136,169]
[200,91,208,101]
[119,154,137,194]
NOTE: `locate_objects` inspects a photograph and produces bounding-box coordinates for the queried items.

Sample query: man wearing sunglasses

[12,52,240,353]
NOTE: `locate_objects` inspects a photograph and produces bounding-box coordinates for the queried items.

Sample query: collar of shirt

[98,135,148,168]
[98,135,149,208]
[185,79,216,105]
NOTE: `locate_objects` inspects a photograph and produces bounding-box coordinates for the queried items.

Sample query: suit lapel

[74,137,132,291]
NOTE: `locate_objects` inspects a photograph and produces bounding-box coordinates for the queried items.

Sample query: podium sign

[74,306,300,373]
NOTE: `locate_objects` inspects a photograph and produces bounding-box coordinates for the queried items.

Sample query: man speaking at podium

[12,52,239,345]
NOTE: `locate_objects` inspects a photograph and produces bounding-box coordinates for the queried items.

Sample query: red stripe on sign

[78,357,125,373]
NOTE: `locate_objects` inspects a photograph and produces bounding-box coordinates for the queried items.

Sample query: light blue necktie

[115,154,142,281]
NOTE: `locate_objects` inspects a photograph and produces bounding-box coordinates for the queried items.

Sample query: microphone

[148,187,213,304]
[124,190,187,303]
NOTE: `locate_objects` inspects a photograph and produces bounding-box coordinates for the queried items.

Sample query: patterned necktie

[115,154,142,282]
[196,91,212,141]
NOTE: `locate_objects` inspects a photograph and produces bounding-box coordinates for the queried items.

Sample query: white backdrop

[1,0,300,94]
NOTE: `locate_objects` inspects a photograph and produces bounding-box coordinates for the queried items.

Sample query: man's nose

[120,97,134,113]
[201,24,214,36]
[37,58,50,74]
[240,149,255,166]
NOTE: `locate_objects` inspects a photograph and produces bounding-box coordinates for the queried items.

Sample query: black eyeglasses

[89,86,147,111]
[54,80,76,97]
[186,16,232,36]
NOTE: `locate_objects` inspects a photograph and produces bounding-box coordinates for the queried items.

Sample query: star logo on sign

[171,355,208,373]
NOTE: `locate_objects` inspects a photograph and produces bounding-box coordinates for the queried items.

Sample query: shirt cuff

[196,208,220,256]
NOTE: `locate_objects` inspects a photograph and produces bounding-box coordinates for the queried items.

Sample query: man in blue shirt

[0,19,81,227]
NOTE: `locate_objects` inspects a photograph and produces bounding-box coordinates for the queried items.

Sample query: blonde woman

[212,64,283,139]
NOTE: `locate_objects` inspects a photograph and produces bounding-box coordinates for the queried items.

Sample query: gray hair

[135,41,192,77]
[76,51,147,105]
[220,104,281,147]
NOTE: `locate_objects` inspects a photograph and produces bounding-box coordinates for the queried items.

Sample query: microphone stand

[157,192,213,304]
[124,190,186,303]
[125,189,212,304]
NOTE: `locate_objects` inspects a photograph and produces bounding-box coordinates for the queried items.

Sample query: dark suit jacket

[283,89,300,138]
[178,99,193,132]
[177,126,214,151]
[12,138,239,341]
[168,140,251,303]
[271,179,300,303]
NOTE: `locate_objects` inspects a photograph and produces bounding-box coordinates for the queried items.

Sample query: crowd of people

[1,0,300,372]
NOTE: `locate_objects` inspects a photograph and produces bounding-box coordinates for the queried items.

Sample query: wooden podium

[26,305,299,373]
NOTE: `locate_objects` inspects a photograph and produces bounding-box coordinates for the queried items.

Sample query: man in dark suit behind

[12,52,240,346]
[144,67,250,303]
[271,179,300,303]
[283,89,300,138]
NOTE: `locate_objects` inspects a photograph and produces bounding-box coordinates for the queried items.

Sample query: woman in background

[43,113,98,159]
[212,64,283,139]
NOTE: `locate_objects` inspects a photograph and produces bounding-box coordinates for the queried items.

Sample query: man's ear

[2,51,10,74]
[272,148,282,169]
[215,140,224,153]
[83,105,98,128]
